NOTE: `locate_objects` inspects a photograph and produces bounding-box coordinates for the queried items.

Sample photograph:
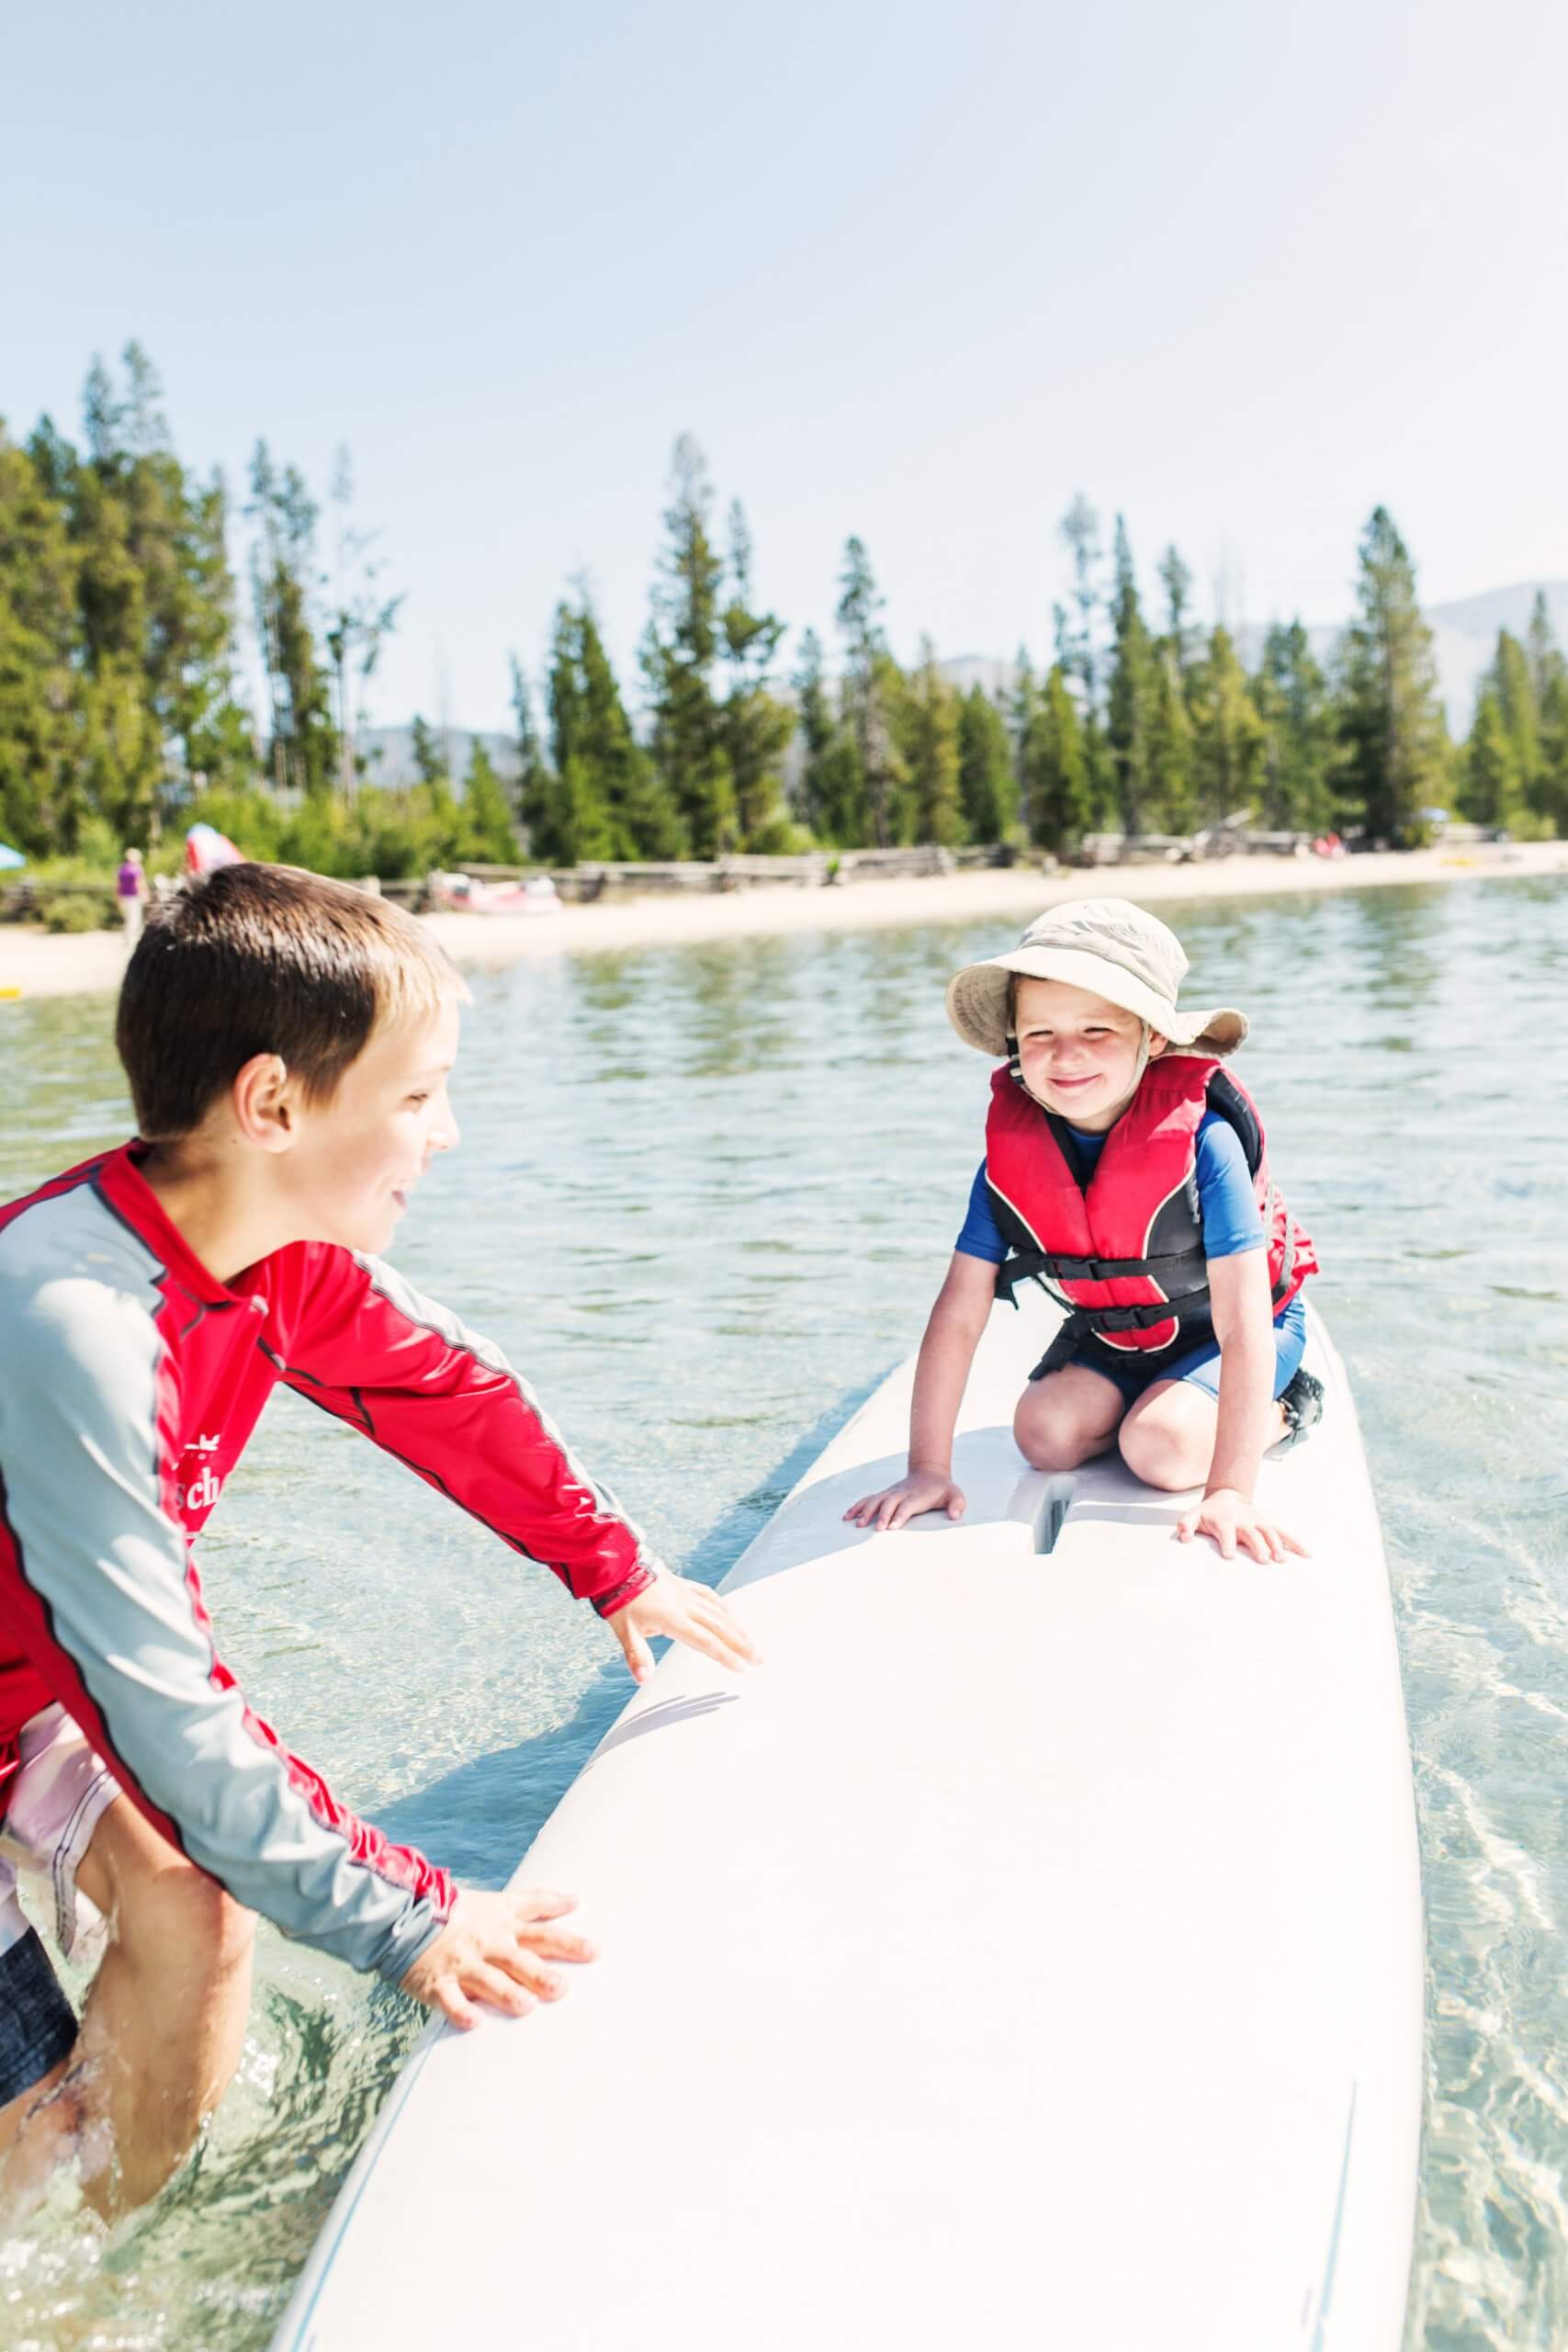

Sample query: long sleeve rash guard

[0,1144,659,1983]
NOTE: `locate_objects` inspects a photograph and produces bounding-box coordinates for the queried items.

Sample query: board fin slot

[1032,1474,1077,1555]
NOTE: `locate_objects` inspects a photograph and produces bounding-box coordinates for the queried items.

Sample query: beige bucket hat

[945,898,1248,1059]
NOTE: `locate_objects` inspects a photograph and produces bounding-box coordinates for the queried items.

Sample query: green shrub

[39,890,117,933]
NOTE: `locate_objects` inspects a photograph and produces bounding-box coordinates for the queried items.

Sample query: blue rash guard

[956,1111,1307,1400]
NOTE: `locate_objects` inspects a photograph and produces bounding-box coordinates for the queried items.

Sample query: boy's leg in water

[1117,1377,1287,1492]
[1013,1363,1127,1472]
[0,1796,255,2219]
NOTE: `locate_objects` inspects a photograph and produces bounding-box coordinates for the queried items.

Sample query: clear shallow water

[0,874,1564,2348]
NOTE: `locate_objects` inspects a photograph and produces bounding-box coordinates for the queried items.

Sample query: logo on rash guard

[175,1435,223,1516]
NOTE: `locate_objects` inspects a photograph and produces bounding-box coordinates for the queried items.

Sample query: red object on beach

[185,824,244,876]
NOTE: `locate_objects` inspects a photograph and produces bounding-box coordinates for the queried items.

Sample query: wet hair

[117,863,467,1140]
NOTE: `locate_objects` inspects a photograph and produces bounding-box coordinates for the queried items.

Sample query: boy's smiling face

[1012,978,1166,1132]
[279,999,463,1255]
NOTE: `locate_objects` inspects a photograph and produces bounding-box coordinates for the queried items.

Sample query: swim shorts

[1039,1294,1309,1407]
[0,1705,121,2106]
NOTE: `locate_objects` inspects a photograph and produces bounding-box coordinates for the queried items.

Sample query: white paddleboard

[274,1291,1422,2352]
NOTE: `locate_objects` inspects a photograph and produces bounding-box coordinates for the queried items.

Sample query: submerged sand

[2,840,1563,1001]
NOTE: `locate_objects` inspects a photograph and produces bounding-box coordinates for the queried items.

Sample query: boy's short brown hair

[118,864,468,1140]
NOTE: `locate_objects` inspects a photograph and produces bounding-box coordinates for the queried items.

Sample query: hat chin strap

[1009,1021,1153,1119]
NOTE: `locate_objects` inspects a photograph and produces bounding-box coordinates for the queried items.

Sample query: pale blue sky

[6,0,1566,731]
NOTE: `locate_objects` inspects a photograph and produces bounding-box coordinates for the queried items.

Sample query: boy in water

[0,864,757,2212]
[847,900,1323,1561]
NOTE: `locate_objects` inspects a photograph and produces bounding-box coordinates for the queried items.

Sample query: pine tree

[509,656,554,856]
[1005,646,1040,830]
[459,741,519,862]
[409,713,448,787]
[1527,591,1560,707]
[1458,687,1520,831]
[1023,663,1092,854]
[0,427,84,852]
[1105,516,1159,834]
[546,602,610,861]
[1488,628,1540,806]
[1145,646,1196,834]
[719,500,794,847]
[1336,507,1449,843]
[548,597,682,861]
[578,602,684,857]
[900,640,964,846]
[1521,595,1568,834]
[643,435,733,855]
[1158,545,1197,687]
[836,537,903,845]
[791,628,865,844]
[247,441,338,798]
[550,756,615,865]
[1536,664,1568,836]
[1190,628,1266,824]
[956,684,1015,842]
[1253,621,1335,831]
[1055,495,1111,822]
[324,447,401,804]
[73,348,254,821]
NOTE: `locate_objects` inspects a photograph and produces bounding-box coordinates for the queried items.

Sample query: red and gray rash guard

[0,1144,659,1984]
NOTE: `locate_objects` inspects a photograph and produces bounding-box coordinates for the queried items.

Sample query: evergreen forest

[5,345,1566,891]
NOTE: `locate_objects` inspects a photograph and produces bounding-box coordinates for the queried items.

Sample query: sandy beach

[2,841,1563,1001]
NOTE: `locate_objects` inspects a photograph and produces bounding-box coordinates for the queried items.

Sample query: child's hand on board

[1176,1487,1307,1564]
[842,1470,966,1532]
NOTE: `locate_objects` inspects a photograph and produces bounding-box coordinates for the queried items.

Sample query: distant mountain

[1422,582,1568,724]
[355,725,520,795]
[944,582,1568,732]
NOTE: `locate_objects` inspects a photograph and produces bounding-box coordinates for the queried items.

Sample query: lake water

[0,874,1564,2349]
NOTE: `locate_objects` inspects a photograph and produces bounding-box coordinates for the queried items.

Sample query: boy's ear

[1147,1031,1170,1058]
[231,1053,297,1151]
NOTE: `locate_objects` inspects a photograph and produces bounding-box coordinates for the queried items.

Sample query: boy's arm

[0,1277,454,1982]
[273,1247,662,1619]
[843,1251,995,1531]
[273,1250,756,1679]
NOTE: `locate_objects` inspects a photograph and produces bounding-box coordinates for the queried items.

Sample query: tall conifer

[836,537,903,846]
[1336,507,1449,842]
[957,684,1015,842]
[1106,517,1158,834]
[643,435,733,855]
[900,640,964,846]
[1023,663,1092,854]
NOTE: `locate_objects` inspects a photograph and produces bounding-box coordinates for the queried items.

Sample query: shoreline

[3,841,1563,1001]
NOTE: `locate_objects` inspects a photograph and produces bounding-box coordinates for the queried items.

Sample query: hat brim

[945,944,1247,1058]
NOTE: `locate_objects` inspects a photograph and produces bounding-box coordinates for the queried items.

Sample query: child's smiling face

[1012,977,1167,1132]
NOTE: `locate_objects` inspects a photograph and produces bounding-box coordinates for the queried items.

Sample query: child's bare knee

[1015,1403,1093,1473]
[1118,1417,1200,1491]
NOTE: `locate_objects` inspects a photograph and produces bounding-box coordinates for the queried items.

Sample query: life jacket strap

[994,1245,1206,1308]
[1026,1290,1213,1381]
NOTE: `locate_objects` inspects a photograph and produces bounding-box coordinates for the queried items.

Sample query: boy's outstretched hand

[401,1887,596,2030]
[1176,1486,1308,1564]
[605,1572,761,1684]
[842,1469,967,1532]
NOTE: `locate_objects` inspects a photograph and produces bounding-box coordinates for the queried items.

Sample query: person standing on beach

[0,862,759,2219]
[115,849,147,946]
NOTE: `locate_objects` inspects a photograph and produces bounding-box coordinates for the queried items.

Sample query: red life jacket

[984,1053,1316,1371]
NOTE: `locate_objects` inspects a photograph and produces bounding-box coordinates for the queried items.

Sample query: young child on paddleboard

[0,863,758,2217]
[846,899,1322,1561]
